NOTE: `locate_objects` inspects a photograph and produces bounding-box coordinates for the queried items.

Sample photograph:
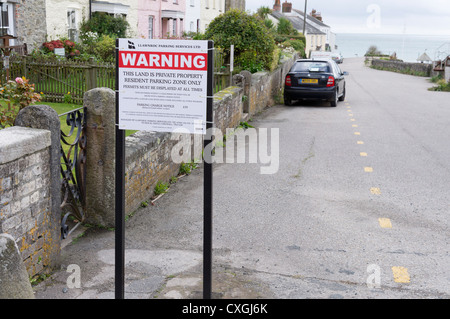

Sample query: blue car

[284,59,348,107]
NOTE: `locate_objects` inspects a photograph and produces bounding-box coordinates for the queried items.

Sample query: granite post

[84,88,116,228]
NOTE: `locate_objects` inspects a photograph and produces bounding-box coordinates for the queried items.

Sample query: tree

[204,9,276,71]
[256,6,272,20]
[277,17,297,36]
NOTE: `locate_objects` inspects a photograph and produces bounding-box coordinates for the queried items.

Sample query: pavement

[34,164,271,299]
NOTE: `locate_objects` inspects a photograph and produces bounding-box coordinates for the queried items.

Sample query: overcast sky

[245,0,450,35]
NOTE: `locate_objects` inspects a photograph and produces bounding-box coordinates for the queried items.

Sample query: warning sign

[117,39,209,134]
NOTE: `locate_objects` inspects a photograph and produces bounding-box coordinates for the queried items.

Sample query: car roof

[294,59,334,64]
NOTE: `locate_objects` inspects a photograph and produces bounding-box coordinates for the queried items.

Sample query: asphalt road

[34,57,449,299]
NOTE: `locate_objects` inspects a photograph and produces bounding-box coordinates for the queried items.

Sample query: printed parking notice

[117,39,209,134]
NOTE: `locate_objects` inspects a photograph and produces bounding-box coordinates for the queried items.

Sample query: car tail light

[326,76,335,87]
[285,75,292,87]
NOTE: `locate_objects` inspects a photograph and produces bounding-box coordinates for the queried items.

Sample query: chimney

[273,0,281,12]
[310,9,323,21]
[282,1,292,13]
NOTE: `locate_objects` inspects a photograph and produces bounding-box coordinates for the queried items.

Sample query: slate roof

[292,9,330,28]
[270,11,325,35]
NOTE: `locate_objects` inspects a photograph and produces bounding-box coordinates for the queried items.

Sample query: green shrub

[80,12,129,38]
[204,9,276,72]
[93,35,116,62]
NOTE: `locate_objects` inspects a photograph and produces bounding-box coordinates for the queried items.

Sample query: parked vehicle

[332,52,344,64]
[310,51,333,60]
[283,59,348,107]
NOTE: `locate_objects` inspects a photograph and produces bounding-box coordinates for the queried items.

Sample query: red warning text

[119,51,207,71]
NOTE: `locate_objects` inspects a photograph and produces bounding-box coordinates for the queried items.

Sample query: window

[67,10,76,29]
[172,19,177,37]
[292,62,330,73]
[67,9,78,42]
[0,3,14,37]
[148,16,154,39]
[190,21,194,32]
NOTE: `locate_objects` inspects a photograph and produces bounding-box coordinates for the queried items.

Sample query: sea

[335,33,450,62]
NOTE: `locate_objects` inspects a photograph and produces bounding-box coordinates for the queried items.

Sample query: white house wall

[45,0,89,40]
[185,0,201,34]
[199,0,225,32]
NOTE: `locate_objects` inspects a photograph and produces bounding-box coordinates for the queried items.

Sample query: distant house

[269,1,328,58]
[0,0,46,53]
[292,8,336,53]
[137,0,186,39]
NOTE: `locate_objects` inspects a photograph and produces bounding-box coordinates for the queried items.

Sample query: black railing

[59,107,87,239]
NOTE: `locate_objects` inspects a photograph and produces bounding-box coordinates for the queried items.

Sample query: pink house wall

[138,0,186,39]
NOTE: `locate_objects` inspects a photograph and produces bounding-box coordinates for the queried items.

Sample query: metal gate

[59,106,87,239]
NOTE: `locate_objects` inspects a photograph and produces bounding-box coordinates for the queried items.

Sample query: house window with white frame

[0,2,14,38]
[67,9,78,42]
[149,16,154,39]
[172,19,177,37]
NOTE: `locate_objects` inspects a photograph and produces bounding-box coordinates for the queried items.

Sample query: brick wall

[0,126,58,276]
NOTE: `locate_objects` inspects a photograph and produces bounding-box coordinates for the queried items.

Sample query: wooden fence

[1,50,230,105]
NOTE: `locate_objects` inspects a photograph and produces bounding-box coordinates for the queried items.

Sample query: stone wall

[125,131,185,215]
[371,58,432,77]
[248,54,296,115]
[0,126,58,276]
[15,0,47,52]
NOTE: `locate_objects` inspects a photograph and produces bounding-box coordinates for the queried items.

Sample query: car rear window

[291,62,331,73]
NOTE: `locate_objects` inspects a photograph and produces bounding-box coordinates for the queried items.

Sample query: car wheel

[284,95,293,106]
[330,89,338,107]
[338,87,346,101]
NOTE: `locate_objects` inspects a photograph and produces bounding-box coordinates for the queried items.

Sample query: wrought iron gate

[59,107,87,239]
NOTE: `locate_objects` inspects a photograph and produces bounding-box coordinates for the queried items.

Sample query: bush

[0,77,41,128]
[93,35,116,63]
[42,38,80,58]
[204,9,276,72]
[80,12,129,38]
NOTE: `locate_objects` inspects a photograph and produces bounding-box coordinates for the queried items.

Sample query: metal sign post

[203,40,214,299]
[115,39,125,299]
[115,39,214,299]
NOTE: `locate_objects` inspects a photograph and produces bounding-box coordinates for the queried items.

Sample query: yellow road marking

[348,114,353,116]
[360,152,367,156]
[378,218,392,228]
[352,124,358,127]
[350,118,356,122]
[392,267,410,283]
[357,141,364,144]
[354,132,361,135]
[370,187,381,195]
[364,167,373,172]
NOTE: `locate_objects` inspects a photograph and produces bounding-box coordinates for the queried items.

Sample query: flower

[15,77,24,84]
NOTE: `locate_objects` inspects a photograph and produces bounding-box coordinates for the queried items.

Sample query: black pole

[115,39,125,299]
[203,40,214,299]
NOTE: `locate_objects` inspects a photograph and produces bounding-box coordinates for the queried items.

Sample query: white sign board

[310,51,333,60]
[54,48,65,56]
[117,39,209,134]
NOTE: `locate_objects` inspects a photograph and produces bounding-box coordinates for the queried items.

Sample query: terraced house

[42,0,244,43]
